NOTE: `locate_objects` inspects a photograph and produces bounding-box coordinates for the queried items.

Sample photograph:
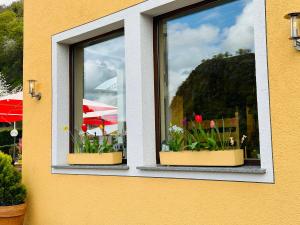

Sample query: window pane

[73,32,126,156]
[158,0,260,160]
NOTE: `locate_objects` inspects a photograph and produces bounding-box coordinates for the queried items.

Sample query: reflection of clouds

[167,0,254,102]
[84,36,125,107]
[222,1,254,52]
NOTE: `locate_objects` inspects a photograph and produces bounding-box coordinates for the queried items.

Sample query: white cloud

[0,0,17,6]
[82,36,125,107]
[221,1,255,53]
[166,0,255,102]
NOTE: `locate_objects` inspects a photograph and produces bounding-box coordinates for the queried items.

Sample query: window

[52,0,273,182]
[155,0,260,163]
[70,30,127,160]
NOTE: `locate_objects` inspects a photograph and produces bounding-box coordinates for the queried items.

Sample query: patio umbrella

[83,117,117,126]
[82,101,118,126]
[82,99,116,113]
[0,91,117,124]
[0,92,23,122]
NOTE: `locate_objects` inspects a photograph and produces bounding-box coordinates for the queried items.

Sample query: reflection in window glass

[73,32,126,156]
[158,0,260,160]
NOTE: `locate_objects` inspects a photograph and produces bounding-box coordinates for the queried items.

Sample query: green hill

[173,53,258,120]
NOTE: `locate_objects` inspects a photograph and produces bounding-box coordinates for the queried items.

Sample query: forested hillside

[174,52,258,120]
[0,1,23,89]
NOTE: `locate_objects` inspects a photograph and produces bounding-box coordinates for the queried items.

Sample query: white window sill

[52,164,129,170]
[136,165,266,174]
[51,164,273,183]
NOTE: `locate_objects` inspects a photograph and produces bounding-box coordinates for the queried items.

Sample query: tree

[0,1,23,89]
[0,72,21,96]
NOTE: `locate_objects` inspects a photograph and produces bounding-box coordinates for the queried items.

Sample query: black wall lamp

[285,12,300,50]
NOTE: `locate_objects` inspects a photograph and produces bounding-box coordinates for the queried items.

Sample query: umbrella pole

[13,122,16,162]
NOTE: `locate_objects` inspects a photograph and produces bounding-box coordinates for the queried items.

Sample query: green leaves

[0,1,23,88]
[74,134,115,153]
[99,136,114,153]
[0,152,26,206]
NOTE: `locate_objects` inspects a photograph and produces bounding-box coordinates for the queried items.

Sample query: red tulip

[81,124,87,133]
[210,120,215,128]
[195,114,203,123]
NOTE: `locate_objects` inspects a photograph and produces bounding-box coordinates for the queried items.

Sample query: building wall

[23,0,300,224]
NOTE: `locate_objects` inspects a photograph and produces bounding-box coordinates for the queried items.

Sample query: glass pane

[159,0,260,160]
[73,32,126,156]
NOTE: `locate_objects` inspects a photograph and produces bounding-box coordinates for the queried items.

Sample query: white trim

[52,0,274,183]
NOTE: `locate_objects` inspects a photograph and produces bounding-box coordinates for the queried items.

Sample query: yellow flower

[63,126,69,132]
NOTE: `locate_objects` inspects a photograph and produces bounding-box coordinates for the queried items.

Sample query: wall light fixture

[285,12,300,50]
[28,80,41,100]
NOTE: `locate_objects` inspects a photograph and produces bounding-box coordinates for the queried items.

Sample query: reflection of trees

[170,51,259,154]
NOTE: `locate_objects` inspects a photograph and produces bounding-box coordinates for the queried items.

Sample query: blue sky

[170,0,248,29]
[166,0,255,101]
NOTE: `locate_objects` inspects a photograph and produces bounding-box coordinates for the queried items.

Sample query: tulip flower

[210,120,215,128]
[81,124,87,133]
[195,114,203,123]
[182,118,187,126]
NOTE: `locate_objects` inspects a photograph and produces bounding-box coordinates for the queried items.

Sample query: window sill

[52,164,129,170]
[136,165,266,174]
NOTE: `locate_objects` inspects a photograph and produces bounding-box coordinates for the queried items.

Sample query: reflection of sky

[83,35,126,122]
[84,35,125,107]
[166,0,254,102]
[171,0,245,29]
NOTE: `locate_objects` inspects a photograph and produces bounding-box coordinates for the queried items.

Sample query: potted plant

[0,152,27,225]
[66,124,123,165]
[160,115,244,166]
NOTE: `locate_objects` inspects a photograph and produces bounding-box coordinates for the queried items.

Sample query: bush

[0,152,26,206]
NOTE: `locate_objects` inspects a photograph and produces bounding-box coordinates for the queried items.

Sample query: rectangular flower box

[67,152,122,165]
[159,149,244,166]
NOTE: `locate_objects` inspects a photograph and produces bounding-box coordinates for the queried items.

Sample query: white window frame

[52,0,274,183]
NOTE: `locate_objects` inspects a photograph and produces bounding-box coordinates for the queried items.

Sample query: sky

[166,0,255,102]
[82,35,126,121]
[0,0,16,6]
[83,35,125,106]
[76,0,254,115]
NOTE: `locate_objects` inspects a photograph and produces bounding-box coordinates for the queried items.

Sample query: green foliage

[0,1,23,88]
[0,152,26,206]
[185,122,209,151]
[73,133,115,153]
[185,121,234,151]
[0,129,22,156]
[99,136,114,153]
[166,125,184,151]
[0,128,22,146]
[175,53,257,121]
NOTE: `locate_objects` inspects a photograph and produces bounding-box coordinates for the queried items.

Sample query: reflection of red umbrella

[0,92,22,122]
[82,99,116,113]
[83,117,117,126]
[0,92,117,124]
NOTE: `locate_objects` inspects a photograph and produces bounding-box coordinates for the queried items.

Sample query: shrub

[0,152,26,206]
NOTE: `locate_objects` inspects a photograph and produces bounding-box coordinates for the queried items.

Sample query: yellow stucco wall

[23,0,300,224]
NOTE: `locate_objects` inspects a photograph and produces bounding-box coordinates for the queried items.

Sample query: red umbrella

[83,117,117,126]
[0,92,23,122]
[0,92,118,124]
[82,99,116,113]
